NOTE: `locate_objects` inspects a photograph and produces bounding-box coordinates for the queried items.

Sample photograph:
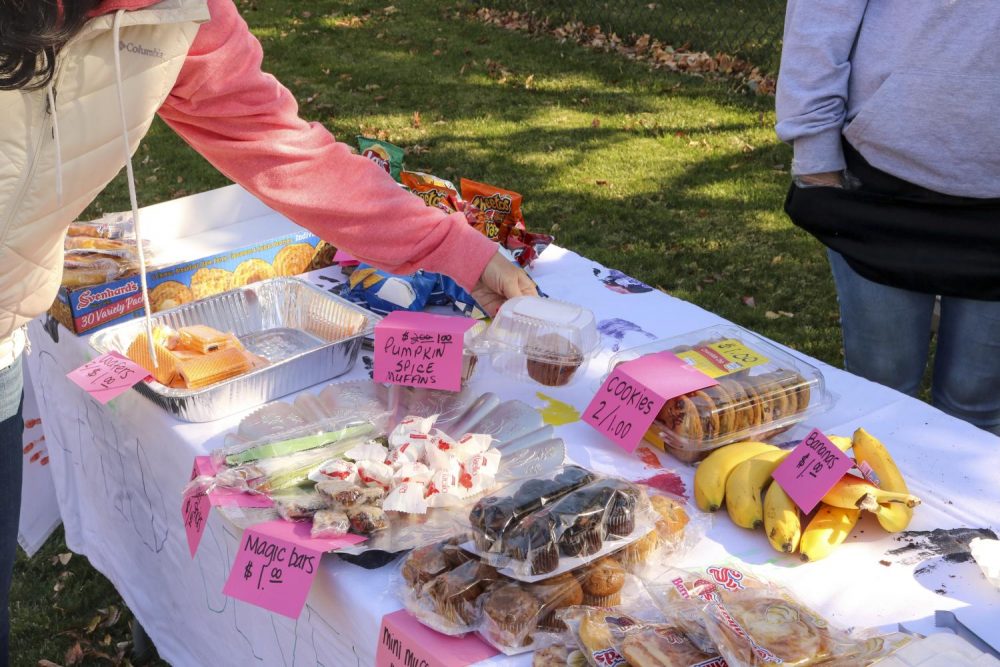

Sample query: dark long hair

[0,0,100,90]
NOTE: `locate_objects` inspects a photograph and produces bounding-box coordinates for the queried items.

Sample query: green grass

[486,0,786,72]
[13,0,838,663]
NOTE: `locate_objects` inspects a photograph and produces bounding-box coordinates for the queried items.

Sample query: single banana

[799,504,860,562]
[826,434,853,452]
[852,428,913,533]
[821,474,921,511]
[763,481,800,553]
[725,449,789,529]
[694,441,778,512]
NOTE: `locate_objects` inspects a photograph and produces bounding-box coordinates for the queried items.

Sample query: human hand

[470,250,538,316]
[795,171,844,188]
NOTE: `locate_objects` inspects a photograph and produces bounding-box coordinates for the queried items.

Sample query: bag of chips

[357,136,406,182]
[401,171,462,213]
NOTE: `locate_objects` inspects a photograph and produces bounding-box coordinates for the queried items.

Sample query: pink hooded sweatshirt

[88,0,498,291]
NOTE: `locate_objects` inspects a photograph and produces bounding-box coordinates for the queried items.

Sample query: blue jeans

[0,356,23,667]
[829,250,1000,434]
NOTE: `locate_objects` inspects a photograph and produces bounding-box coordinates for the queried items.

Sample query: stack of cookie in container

[397,466,703,656]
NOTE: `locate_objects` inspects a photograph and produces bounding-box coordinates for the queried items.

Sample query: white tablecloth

[25,246,1000,666]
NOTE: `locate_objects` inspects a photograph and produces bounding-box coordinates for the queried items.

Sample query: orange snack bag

[459,179,525,243]
[400,171,461,213]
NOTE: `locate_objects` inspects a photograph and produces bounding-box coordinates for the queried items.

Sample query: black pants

[785,142,1000,300]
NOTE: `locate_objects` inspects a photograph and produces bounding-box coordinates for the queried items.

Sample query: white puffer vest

[0,0,209,367]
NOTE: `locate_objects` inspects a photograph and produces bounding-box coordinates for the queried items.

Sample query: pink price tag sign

[182,490,210,558]
[583,351,718,453]
[333,249,359,266]
[222,520,366,619]
[374,311,476,392]
[772,428,856,513]
[375,609,499,667]
[66,351,151,404]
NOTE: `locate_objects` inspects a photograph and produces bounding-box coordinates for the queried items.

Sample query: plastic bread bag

[67,211,134,240]
[212,418,380,468]
[272,489,329,522]
[472,477,659,580]
[558,606,725,667]
[467,466,597,555]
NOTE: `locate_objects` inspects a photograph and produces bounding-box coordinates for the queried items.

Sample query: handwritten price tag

[374,312,476,392]
[182,490,210,558]
[223,520,366,619]
[375,609,498,667]
[772,429,855,513]
[66,351,151,404]
[584,351,717,453]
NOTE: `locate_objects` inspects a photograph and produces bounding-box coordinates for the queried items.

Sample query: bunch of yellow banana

[692,428,917,562]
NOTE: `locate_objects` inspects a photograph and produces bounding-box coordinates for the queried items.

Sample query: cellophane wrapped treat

[467,474,667,580]
[643,565,905,666]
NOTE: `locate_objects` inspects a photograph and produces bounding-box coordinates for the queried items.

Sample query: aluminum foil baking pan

[89,278,379,422]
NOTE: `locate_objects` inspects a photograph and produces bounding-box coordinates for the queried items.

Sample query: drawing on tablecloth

[592,266,654,295]
[597,317,656,352]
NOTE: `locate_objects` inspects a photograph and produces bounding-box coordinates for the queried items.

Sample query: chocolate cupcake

[525,334,584,387]
[469,496,517,551]
[482,583,541,647]
[604,482,640,539]
[505,513,559,576]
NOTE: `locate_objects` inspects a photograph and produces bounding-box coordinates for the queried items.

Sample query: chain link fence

[479,0,786,74]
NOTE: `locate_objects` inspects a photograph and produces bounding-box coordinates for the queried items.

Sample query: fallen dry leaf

[765,311,781,319]
[64,643,84,667]
[411,111,422,128]
[741,295,756,308]
[591,117,601,128]
[37,661,62,667]
[524,74,535,89]
[778,310,795,318]
[595,179,609,186]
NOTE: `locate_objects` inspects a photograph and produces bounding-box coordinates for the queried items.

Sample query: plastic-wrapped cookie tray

[606,325,833,462]
[89,278,379,422]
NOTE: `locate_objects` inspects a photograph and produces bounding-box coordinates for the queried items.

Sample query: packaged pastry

[469,477,659,580]
[476,296,599,387]
[272,490,329,522]
[177,325,241,354]
[468,466,595,553]
[400,537,471,588]
[357,136,405,182]
[559,606,725,667]
[125,324,257,390]
[310,509,350,539]
[606,325,830,462]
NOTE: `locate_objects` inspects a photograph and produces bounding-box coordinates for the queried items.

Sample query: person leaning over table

[775,1,1000,435]
[0,0,537,661]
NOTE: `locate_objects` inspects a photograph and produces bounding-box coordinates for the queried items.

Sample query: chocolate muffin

[524,334,584,387]
[529,572,584,631]
[469,496,517,551]
[504,513,559,576]
[402,541,453,588]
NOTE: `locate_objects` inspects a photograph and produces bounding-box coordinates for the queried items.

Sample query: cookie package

[605,325,833,462]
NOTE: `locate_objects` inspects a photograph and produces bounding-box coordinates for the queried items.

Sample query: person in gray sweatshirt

[775,1,1000,434]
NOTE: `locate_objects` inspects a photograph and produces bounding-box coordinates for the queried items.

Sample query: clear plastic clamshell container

[475,296,599,387]
[607,325,831,462]
[461,320,489,386]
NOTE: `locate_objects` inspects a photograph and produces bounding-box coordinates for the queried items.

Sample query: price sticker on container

[584,351,718,453]
[772,428,855,513]
[374,311,476,392]
[67,351,151,404]
[675,338,769,378]
[223,520,366,619]
[375,609,499,667]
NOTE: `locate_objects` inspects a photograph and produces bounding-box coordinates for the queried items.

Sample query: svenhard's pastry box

[51,185,336,336]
